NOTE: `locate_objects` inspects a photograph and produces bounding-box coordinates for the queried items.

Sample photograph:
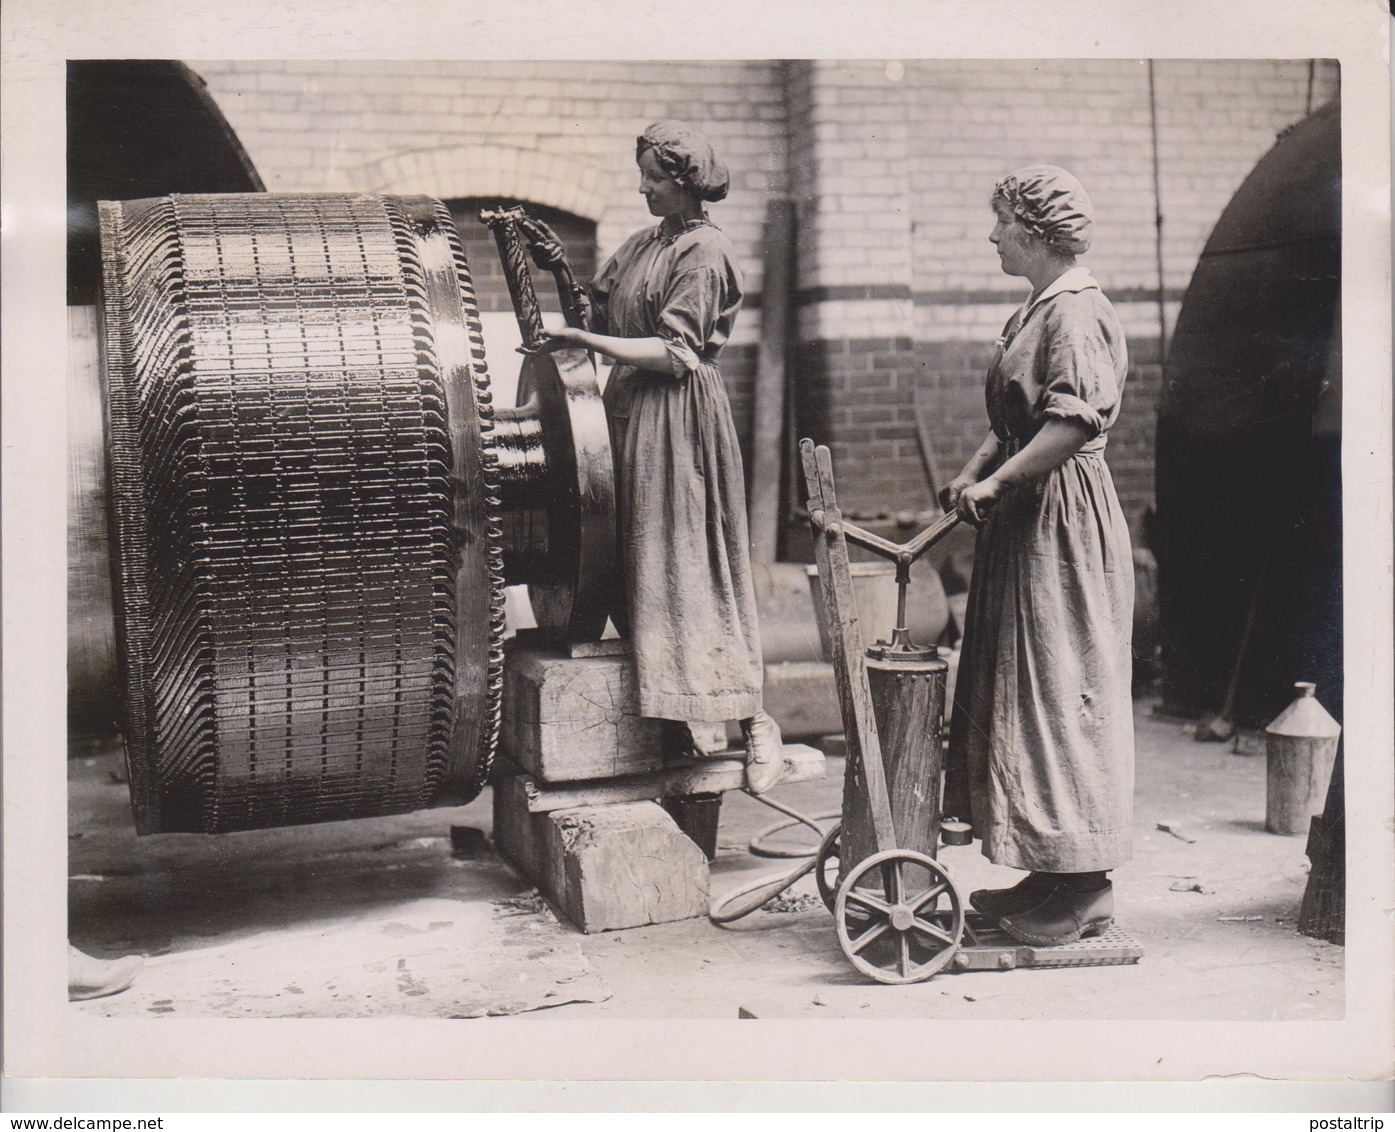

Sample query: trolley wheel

[815,823,842,912]
[833,849,964,985]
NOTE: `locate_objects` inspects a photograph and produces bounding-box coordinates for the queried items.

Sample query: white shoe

[740,711,784,795]
[69,945,143,1001]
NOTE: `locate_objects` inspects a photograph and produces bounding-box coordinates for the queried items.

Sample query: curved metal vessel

[1154,99,1341,727]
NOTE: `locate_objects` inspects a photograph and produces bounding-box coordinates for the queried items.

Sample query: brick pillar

[786,60,930,516]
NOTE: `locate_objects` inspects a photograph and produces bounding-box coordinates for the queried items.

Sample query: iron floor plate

[948,914,1144,972]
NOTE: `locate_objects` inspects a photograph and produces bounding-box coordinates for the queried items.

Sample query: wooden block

[662,792,722,861]
[738,998,802,1019]
[491,770,549,881]
[502,638,663,783]
[543,802,709,932]
[521,743,825,813]
[756,662,845,740]
[566,638,628,659]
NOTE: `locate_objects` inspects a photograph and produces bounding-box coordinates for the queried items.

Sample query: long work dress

[590,215,763,723]
[946,266,1135,873]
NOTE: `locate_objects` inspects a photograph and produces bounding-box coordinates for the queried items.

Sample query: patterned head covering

[636,120,730,203]
[991,164,1094,255]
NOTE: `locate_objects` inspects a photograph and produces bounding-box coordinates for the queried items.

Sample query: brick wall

[192,59,788,440]
[190,58,1339,533]
[784,57,1338,525]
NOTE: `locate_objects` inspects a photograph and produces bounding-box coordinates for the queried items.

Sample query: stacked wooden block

[492,633,823,932]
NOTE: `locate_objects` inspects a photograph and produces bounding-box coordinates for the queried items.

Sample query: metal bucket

[804,561,898,662]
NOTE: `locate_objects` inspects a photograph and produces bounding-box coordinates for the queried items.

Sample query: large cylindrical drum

[98,193,504,834]
[69,305,121,739]
[840,652,946,877]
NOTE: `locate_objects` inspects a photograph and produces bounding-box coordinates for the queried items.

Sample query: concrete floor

[68,701,1343,1021]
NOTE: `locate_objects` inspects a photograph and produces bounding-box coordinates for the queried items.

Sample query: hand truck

[711,441,1143,985]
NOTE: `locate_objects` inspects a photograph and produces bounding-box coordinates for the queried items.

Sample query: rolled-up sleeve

[658,266,729,378]
[1038,310,1119,439]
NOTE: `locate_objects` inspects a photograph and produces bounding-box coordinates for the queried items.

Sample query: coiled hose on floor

[707,793,841,924]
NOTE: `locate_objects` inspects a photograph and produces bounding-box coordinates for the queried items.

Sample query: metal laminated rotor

[99,193,506,833]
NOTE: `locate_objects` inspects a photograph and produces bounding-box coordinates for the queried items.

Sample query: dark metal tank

[1154,98,1341,730]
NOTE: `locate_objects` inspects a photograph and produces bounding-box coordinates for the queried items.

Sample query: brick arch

[355,144,607,221]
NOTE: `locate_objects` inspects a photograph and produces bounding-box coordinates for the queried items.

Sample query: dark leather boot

[969,871,1059,923]
[998,881,1114,946]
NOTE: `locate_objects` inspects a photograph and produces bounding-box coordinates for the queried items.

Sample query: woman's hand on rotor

[518,217,566,270]
[539,325,588,351]
[956,476,1006,527]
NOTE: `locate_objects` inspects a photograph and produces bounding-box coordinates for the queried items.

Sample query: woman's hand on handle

[940,478,974,513]
[940,432,1004,514]
[956,476,1007,527]
[954,419,1094,525]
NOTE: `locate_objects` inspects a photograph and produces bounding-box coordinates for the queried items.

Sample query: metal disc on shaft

[99,193,504,833]
[510,348,615,641]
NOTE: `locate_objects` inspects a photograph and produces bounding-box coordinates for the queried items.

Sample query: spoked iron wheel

[815,822,842,912]
[833,849,964,984]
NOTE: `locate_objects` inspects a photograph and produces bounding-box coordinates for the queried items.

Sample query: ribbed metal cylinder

[98,193,504,833]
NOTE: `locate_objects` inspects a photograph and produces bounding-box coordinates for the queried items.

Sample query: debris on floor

[70,898,609,1019]
[492,889,553,919]
[763,892,821,914]
[1156,821,1198,843]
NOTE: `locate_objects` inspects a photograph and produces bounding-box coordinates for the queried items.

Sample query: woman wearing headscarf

[941,165,1135,945]
[542,121,784,794]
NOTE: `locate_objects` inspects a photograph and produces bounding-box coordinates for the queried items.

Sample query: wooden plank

[565,637,628,659]
[738,998,803,1019]
[760,660,844,739]
[519,743,825,813]
[748,198,796,572]
[490,769,547,880]
[800,441,898,852]
[912,394,945,511]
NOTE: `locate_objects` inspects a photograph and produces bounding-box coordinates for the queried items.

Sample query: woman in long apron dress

[942,166,1135,945]
[542,120,784,794]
